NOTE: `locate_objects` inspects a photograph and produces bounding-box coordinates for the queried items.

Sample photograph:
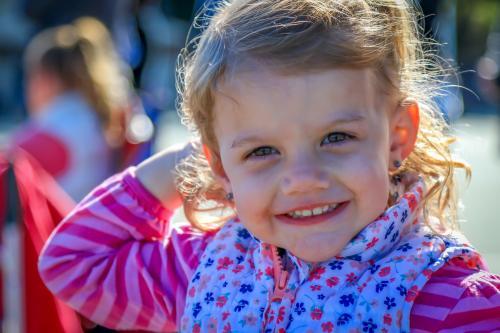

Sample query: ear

[202,144,232,193]
[389,99,419,170]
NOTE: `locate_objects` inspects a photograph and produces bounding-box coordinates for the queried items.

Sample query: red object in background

[13,129,70,178]
[0,149,83,333]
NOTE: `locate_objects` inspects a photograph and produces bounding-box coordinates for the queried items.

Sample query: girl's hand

[136,141,195,211]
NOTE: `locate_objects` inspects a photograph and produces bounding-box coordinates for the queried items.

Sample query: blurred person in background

[3,16,151,333]
[9,17,133,201]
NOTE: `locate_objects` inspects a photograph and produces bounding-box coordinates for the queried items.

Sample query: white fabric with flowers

[180,179,485,333]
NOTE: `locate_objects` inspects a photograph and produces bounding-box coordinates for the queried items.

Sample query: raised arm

[135,142,195,212]
[38,143,213,332]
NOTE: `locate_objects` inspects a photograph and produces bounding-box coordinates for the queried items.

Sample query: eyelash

[245,146,279,159]
[320,132,354,145]
[244,132,355,159]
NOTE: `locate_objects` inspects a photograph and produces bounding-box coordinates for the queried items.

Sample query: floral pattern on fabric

[181,180,486,332]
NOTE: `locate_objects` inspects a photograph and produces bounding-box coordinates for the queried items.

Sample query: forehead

[214,69,385,153]
[214,67,385,122]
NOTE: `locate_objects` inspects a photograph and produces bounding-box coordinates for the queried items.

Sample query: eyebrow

[326,113,366,126]
[230,112,366,149]
[231,135,267,149]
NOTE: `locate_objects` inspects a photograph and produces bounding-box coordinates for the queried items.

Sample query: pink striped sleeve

[410,260,500,332]
[38,167,215,332]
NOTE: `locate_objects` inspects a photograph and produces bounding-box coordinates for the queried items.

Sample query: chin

[286,233,347,263]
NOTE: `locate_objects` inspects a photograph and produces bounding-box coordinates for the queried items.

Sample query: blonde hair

[177,0,470,232]
[25,17,132,147]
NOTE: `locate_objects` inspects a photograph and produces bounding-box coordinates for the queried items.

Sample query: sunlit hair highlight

[176,0,470,232]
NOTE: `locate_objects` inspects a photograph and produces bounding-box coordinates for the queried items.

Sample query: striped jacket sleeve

[38,167,214,332]
[410,259,500,332]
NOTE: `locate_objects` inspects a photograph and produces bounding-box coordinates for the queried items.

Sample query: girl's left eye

[321,132,354,145]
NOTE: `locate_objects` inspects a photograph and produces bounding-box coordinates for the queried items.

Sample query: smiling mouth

[276,201,349,225]
[285,203,339,219]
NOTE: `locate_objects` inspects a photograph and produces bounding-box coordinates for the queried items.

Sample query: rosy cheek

[234,176,271,206]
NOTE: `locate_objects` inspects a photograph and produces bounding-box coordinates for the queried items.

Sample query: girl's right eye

[245,146,279,159]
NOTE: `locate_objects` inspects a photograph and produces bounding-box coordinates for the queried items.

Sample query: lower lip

[275,201,349,226]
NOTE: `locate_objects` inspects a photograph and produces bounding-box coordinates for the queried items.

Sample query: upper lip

[276,201,344,215]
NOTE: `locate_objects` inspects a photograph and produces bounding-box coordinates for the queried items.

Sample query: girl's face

[212,67,414,262]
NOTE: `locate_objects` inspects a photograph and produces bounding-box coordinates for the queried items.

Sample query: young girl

[39,1,500,332]
[11,17,132,201]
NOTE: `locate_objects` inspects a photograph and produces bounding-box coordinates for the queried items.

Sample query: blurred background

[0,0,498,332]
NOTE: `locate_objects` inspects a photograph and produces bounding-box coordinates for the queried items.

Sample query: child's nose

[280,158,330,195]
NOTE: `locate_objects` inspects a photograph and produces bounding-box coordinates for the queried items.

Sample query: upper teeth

[286,204,338,218]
